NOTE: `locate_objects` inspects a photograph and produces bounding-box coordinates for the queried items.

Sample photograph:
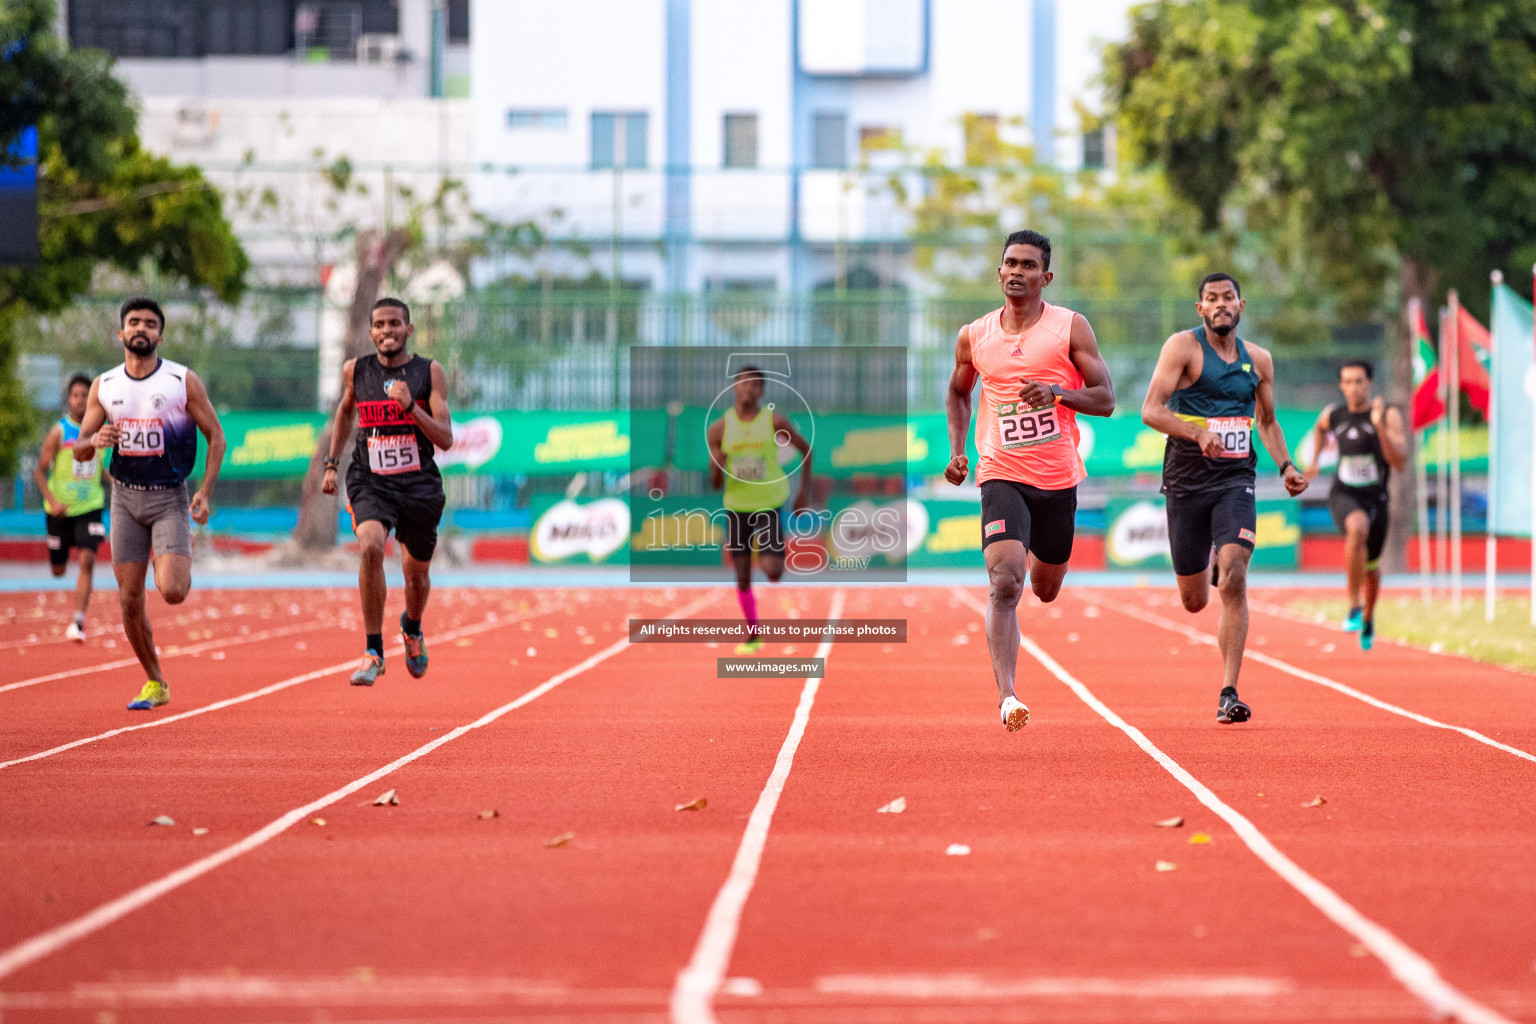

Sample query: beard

[124,333,159,355]
[1202,311,1240,336]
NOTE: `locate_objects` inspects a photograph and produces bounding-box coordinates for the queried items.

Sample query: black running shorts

[45,509,105,567]
[1329,487,1389,565]
[723,509,785,557]
[1165,485,1256,577]
[979,480,1077,564]
[346,472,446,562]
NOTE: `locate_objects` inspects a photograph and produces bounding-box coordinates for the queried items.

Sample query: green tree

[0,0,246,472]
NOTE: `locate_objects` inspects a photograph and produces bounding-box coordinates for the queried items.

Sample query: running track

[0,582,1532,1023]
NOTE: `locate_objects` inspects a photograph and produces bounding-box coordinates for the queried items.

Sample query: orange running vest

[969,303,1085,489]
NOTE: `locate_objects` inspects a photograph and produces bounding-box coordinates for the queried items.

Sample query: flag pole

[1437,307,1451,598]
[1410,298,1431,605]
[1530,264,1536,627]
[1487,270,1503,622]
[1449,289,1463,616]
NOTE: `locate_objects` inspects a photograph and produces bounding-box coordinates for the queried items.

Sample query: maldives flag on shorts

[1409,299,1442,430]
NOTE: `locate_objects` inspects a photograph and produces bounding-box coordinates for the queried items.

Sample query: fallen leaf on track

[1155,860,1177,872]
[478,809,499,820]
[1188,833,1212,845]
[876,797,906,814]
[545,832,574,848]
[675,798,708,811]
[309,818,326,827]
[191,827,209,836]
[1154,817,1184,828]
[372,789,399,806]
[147,815,175,827]
[945,843,971,856]
[1303,795,1327,807]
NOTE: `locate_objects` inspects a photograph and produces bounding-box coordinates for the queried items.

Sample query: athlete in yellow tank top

[32,375,107,641]
[708,366,812,654]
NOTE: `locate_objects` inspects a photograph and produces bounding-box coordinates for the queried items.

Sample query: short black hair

[65,374,91,395]
[119,297,165,328]
[1002,229,1052,270]
[1198,272,1241,299]
[1341,359,1374,380]
[371,297,411,323]
[735,365,763,382]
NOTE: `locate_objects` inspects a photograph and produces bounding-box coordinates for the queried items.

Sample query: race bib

[71,453,99,480]
[1337,453,1380,486]
[1206,416,1252,459]
[732,455,767,481]
[996,401,1061,450]
[117,418,164,457]
[367,434,421,475]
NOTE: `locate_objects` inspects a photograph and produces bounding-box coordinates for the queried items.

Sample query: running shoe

[1000,694,1030,732]
[65,622,85,643]
[1342,606,1364,632]
[734,634,764,656]
[127,680,169,710]
[1216,688,1251,724]
[401,613,428,679]
[1360,619,1374,651]
[350,653,385,686]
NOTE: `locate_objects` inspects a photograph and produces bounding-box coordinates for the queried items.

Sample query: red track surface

[0,582,1533,1023]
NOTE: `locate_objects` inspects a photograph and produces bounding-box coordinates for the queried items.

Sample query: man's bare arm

[35,427,63,514]
[1250,346,1306,496]
[76,378,112,460]
[775,412,813,511]
[1141,333,1208,444]
[1378,404,1409,472]
[415,361,455,451]
[706,416,726,490]
[944,326,978,485]
[184,370,227,523]
[1022,314,1115,416]
[1304,405,1333,482]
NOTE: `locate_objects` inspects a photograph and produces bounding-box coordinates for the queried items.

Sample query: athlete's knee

[161,586,189,606]
[358,536,387,562]
[763,564,784,583]
[1217,563,1247,601]
[1179,589,1208,613]
[989,569,1026,606]
[50,563,67,577]
[1031,574,1063,603]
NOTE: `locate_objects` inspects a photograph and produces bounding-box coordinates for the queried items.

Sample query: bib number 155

[367,434,421,475]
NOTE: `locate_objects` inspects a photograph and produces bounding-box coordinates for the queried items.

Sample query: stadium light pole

[1449,289,1463,616]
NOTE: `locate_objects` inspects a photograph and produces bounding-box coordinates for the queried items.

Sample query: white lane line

[0,605,562,772]
[1090,594,1536,766]
[813,974,1294,998]
[671,589,847,1024]
[0,589,722,983]
[0,619,339,695]
[951,588,1515,1024]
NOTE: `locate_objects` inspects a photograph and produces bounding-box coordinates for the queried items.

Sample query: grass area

[1287,595,1536,673]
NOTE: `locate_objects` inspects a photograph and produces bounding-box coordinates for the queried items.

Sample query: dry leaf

[372,789,399,807]
[1303,795,1327,807]
[876,797,907,814]
[478,809,500,820]
[1154,817,1184,828]
[192,827,210,836]
[309,817,326,827]
[545,832,574,848]
[147,815,175,827]
[1155,860,1178,872]
[945,843,971,856]
[675,798,708,812]
[1188,833,1212,845]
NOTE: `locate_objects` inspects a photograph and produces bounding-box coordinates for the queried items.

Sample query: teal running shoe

[1342,606,1364,633]
[1360,619,1374,651]
[401,613,428,679]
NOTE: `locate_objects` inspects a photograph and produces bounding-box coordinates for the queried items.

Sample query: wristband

[1278,459,1295,477]
[324,457,338,471]
[402,397,416,415]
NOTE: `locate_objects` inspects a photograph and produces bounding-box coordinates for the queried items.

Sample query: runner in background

[34,374,106,641]
[707,365,812,656]
[1142,273,1307,725]
[945,229,1116,731]
[1305,361,1407,650]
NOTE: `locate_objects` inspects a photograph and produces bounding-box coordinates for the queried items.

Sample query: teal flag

[1490,283,1534,537]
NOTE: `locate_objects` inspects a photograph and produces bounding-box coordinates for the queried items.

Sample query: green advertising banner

[1103,497,1300,570]
[197,412,326,480]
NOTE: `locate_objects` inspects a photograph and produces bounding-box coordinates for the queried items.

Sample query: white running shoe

[1000,694,1030,732]
[65,622,85,643]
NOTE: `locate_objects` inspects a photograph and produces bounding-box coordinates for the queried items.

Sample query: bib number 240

[996,401,1061,450]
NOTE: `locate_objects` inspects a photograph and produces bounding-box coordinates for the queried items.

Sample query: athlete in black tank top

[1304,360,1407,650]
[321,298,455,686]
[1142,272,1309,725]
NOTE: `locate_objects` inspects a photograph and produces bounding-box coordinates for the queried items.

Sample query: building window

[811,111,847,169]
[1082,127,1106,169]
[447,0,470,43]
[723,113,758,169]
[592,112,648,169]
[508,109,568,130]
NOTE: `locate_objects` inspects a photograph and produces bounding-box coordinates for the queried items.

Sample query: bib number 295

[367,434,421,475]
[997,402,1060,450]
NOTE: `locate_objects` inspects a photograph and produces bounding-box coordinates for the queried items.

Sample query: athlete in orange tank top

[944,230,1116,732]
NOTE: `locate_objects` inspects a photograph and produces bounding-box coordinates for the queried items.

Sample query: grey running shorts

[110,482,192,563]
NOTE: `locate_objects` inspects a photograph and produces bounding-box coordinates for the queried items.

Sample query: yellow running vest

[721,407,790,512]
[48,417,105,516]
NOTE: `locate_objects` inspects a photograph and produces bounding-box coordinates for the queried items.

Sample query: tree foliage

[1107,0,1536,321]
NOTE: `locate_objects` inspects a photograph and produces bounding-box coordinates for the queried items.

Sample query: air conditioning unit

[356,33,402,64]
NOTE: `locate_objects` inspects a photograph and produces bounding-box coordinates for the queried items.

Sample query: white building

[470,0,1136,294]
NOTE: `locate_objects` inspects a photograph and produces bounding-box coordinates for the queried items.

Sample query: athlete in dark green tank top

[1141,273,1309,726]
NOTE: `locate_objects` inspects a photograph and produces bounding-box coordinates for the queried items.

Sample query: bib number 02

[367,434,421,475]
[996,401,1061,450]
[1206,416,1252,459]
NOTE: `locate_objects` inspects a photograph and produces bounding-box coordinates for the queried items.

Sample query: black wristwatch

[1278,459,1295,477]
[324,457,338,471]
[1049,384,1065,402]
